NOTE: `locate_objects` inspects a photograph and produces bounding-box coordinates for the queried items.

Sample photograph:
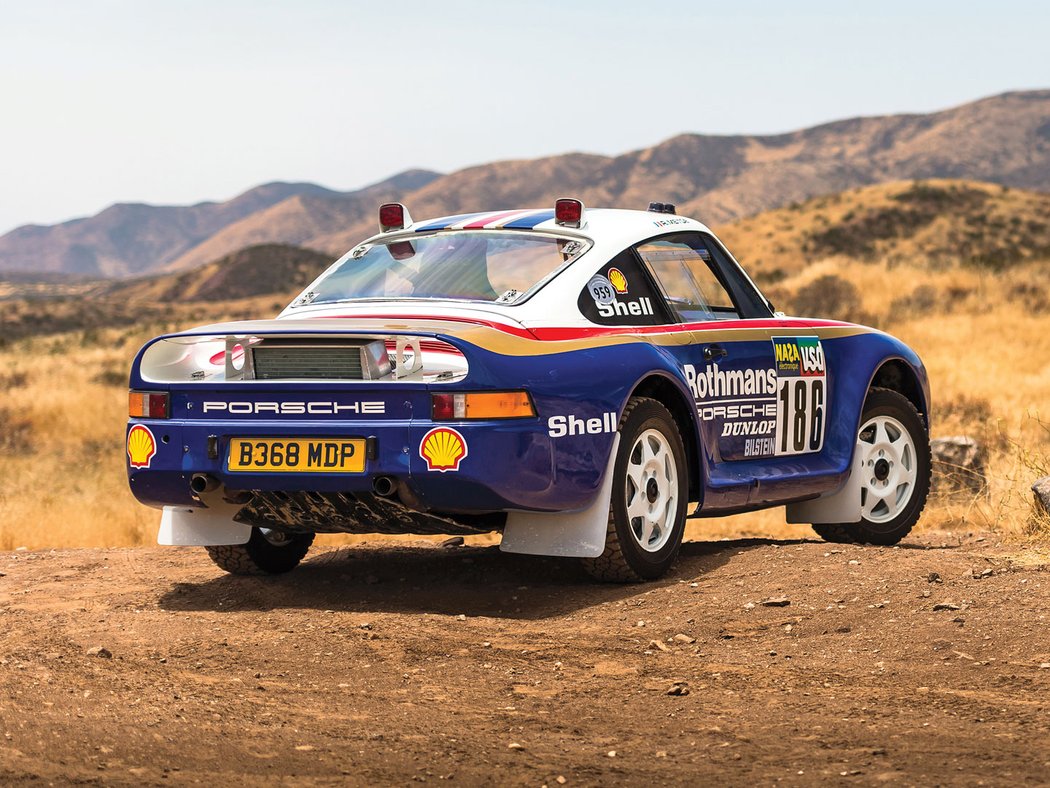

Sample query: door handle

[703,344,728,361]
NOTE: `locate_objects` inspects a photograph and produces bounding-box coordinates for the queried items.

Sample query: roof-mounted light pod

[647,202,677,215]
[379,203,413,232]
[554,198,585,229]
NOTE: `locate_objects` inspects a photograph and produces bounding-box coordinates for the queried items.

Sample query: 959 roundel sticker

[586,275,617,305]
[772,336,826,456]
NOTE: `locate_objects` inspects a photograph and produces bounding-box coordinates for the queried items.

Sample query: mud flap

[785,452,863,525]
[158,494,251,546]
[500,435,619,558]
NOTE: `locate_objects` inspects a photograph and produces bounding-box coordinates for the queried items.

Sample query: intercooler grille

[252,346,364,380]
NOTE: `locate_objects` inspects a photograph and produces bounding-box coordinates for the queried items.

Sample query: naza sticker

[419,427,468,472]
[127,424,157,468]
[773,337,826,376]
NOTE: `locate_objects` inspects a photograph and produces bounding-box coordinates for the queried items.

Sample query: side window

[701,233,774,318]
[577,250,668,326]
[635,234,740,322]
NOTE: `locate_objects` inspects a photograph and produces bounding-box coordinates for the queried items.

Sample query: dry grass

[0,329,166,549]
[1,179,1048,549]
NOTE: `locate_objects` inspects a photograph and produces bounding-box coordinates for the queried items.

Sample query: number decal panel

[771,337,827,457]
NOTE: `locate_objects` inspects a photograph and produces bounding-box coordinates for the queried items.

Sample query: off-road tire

[582,397,689,582]
[205,528,314,575]
[812,387,930,546]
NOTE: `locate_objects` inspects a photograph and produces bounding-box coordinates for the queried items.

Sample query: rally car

[126,199,931,581]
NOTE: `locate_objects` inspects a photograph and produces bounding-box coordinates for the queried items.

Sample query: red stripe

[321,314,538,339]
[312,314,847,343]
[530,318,821,341]
[461,210,521,229]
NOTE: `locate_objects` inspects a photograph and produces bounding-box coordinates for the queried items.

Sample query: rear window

[292,232,588,307]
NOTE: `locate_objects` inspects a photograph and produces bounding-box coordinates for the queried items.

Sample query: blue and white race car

[127,199,931,581]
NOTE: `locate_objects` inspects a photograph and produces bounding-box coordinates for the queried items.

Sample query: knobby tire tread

[583,397,684,583]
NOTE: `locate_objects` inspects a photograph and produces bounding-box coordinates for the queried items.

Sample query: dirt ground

[1,529,1049,786]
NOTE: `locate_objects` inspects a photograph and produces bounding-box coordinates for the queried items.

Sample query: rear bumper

[126,417,610,515]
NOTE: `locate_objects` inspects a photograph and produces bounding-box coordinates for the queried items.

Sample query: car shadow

[157,534,945,620]
[159,542,776,621]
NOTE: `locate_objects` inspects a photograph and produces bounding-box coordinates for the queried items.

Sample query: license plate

[227,438,366,473]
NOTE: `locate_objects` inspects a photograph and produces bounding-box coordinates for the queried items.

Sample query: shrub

[1008,281,1050,313]
[789,275,867,323]
[891,181,988,211]
[92,368,128,387]
[0,407,31,453]
[888,284,940,323]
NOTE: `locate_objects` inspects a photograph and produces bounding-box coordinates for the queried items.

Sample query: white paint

[547,411,617,438]
[280,208,712,332]
[785,451,864,525]
[499,435,619,559]
[158,501,251,546]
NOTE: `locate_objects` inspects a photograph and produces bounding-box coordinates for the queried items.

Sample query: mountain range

[1,89,1047,279]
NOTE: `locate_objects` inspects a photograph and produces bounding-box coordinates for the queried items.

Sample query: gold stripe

[448,324,875,357]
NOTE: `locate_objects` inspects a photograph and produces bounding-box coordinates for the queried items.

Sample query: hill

[0,90,1047,278]
[99,243,333,303]
[3,178,1048,345]
[0,170,439,278]
[165,90,1050,272]
[0,244,332,345]
[718,179,1050,280]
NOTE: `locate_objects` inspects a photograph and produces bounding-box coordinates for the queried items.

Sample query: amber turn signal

[129,391,169,419]
[431,391,535,420]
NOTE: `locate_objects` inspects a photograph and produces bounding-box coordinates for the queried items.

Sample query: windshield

[293,231,587,307]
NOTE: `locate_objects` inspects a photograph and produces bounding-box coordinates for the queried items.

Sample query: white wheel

[624,428,680,553]
[582,397,688,582]
[857,414,918,523]
[812,388,930,546]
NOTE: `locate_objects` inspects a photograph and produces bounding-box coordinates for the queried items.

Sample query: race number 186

[775,378,825,455]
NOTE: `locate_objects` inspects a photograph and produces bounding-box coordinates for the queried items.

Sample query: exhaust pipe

[190,473,220,494]
[372,476,397,497]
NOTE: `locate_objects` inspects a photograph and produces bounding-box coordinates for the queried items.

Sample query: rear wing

[129,319,484,388]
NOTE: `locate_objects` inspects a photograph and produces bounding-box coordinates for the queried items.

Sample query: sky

[0,0,1047,235]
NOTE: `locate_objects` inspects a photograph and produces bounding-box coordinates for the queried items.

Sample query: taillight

[431,391,535,420]
[129,391,169,419]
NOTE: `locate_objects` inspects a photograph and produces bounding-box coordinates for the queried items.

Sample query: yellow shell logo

[608,267,628,294]
[127,424,157,469]
[420,427,468,472]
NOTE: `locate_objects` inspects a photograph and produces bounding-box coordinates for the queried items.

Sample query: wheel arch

[867,358,929,429]
[628,372,702,502]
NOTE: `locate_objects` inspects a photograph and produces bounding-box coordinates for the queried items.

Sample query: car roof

[368,207,714,249]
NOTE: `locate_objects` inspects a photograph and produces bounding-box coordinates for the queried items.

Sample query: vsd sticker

[127,424,157,469]
[419,427,468,472]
